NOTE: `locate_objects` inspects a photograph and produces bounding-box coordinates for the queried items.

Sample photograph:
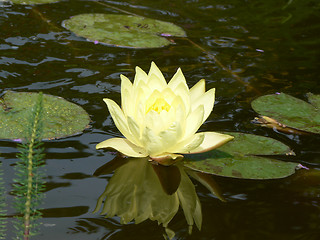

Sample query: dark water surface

[1,0,320,239]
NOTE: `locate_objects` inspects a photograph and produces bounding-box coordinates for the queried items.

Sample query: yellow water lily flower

[96,62,233,165]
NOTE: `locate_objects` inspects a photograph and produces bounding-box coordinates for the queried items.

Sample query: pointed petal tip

[151,61,157,66]
[150,61,157,69]
[149,61,162,75]
[135,65,144,72]
[120,74,131,82]
[102,98,112,104]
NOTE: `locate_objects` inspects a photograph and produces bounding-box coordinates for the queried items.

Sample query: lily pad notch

[0,91,91,140]
[62,14,187,48]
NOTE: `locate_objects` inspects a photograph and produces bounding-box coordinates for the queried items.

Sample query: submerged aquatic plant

[97,62,233,165]
[12,93,46,240]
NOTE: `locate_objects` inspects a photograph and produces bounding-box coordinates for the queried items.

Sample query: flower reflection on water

[93,156,210,238]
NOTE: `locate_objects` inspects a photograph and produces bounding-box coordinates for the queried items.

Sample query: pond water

[1,0,320,239]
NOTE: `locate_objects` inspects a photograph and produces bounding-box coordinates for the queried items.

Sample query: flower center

[147,98,171,114]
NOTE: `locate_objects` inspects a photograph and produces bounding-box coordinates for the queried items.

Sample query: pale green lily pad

[184,132,300,179]
[251,92,320,134]
[8,0,60,4]
[62,14,186,48]
[0,91,90,140]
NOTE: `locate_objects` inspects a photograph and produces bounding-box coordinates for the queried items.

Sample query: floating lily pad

[0,91,90,140]
[307,92,320,109]
[251,93,320,134]
[8,0,60,4]
[62,14,186,48]
[184,132,301,179]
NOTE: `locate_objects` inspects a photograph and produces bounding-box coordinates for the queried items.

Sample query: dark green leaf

[251,92,320,134]
[184,132,300,179]
[0,91,90,140]
[307,92,320,109]
[62,14,186,48]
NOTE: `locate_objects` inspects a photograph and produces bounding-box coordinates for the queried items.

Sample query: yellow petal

[127,116,142,146]
[160,87,176,105]
[183,132,234,154]
[132,82,149,122]
[184,105,204,139]
[96,137,147,157]
[120,75,133,116]
[147,73,167,92]
[145,90,162,114]
[158,122,183,150]
[191,88,215,123]
[148,62,166,84]
[174,104,187,131]
[168,68,188,91]
[121,88,131,117]
[144,110,165,134]
[170,95,187,118]
[133,100,146,128]
[133,66,148,87]
[190,79,205,102]
[103,98,135,144]
[158,108,173,129]
[174,82,191,115]
[141,127,164,155]
[168,133,205,153]
[132,75,150,112]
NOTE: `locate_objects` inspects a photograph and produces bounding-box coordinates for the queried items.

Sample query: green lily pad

[307,92,320,109]
[184,132,301,179]
[0,91,90,140]
[251,93,320,134]
[8,0,60,4]
[62,14,186,48]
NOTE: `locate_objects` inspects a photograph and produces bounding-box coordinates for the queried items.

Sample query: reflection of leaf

[251,92,320,134]
[0,91,90,140]
[184,132,301,179]
[62,14,186,48]
[186,170,226,202]
[93,157,202,237]
[284,169,320,198]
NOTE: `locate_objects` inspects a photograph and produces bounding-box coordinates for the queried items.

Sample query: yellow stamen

[147,98,171,114]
